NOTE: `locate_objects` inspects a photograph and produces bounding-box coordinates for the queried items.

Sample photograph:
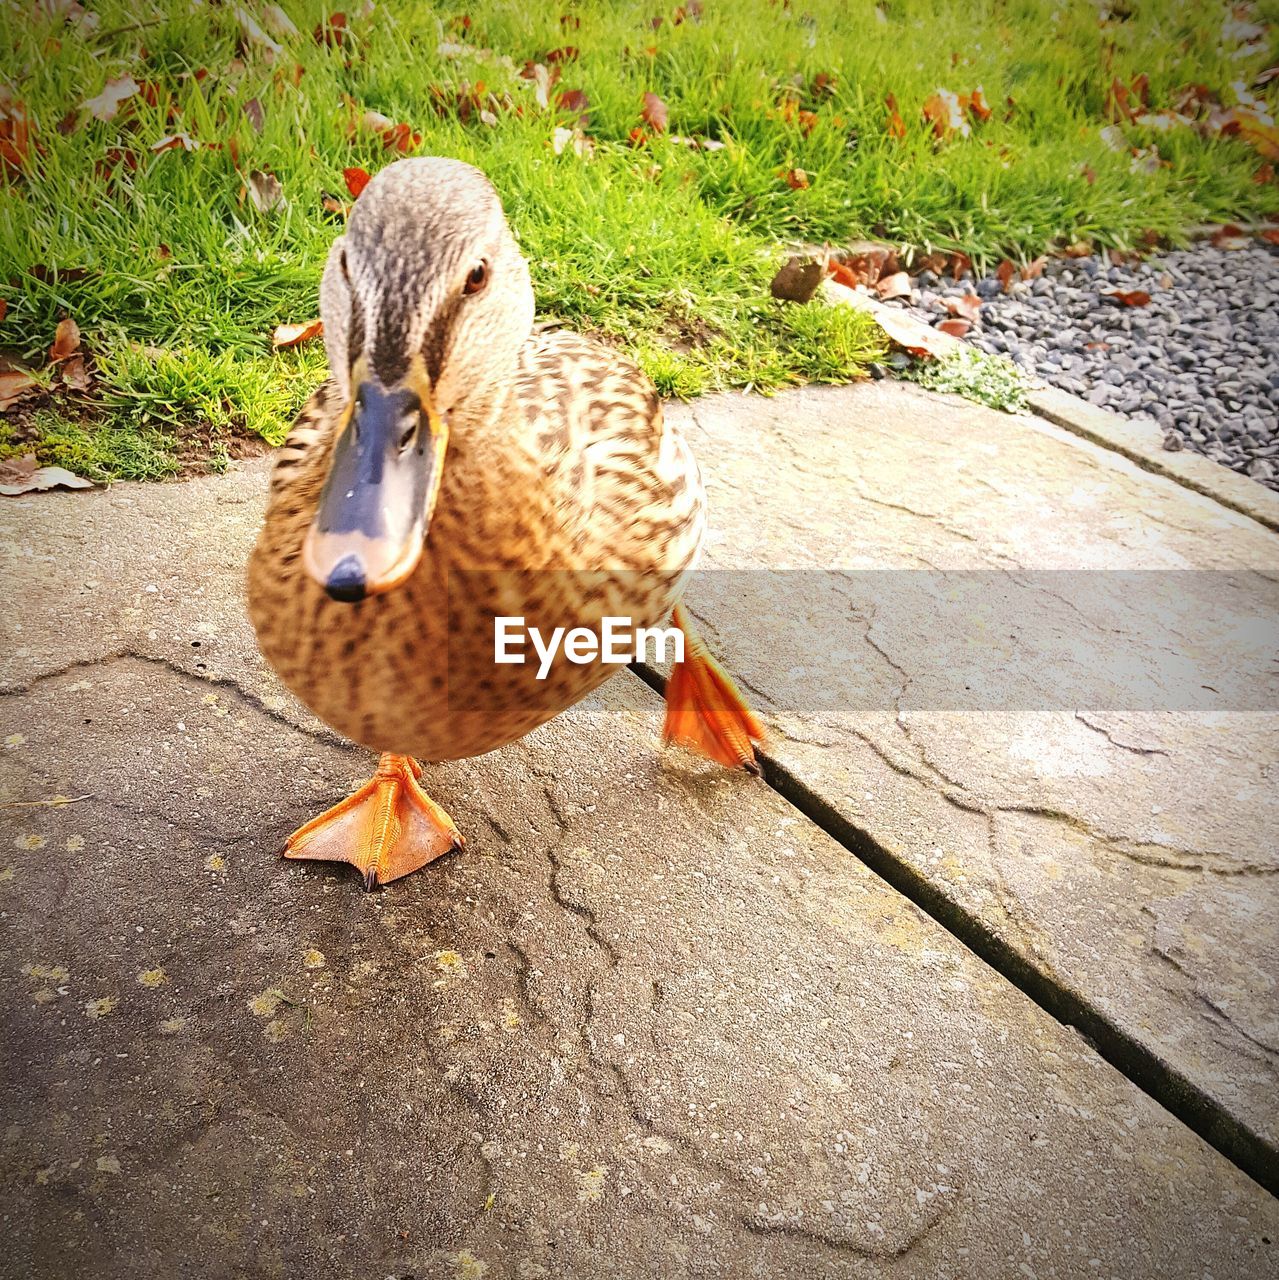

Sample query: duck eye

[398,418,418,451]
[463,260,488,295]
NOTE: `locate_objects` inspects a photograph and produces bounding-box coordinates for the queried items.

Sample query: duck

[247,157,762,889]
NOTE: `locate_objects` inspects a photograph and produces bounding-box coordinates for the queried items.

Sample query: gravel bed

[907,242,1279,491]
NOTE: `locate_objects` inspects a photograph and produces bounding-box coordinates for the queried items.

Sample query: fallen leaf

[967,85,992,122]
[996,259,1015,291]
[0,461,93,495]
[874,270,912,300]
[320,192,349,217]
[922,88,970,139]
[60,355,91,391]
[0,453,35,484]
[946,294,982,322]
[1020,255,1047,280]
[314,11,348,47]
[0,372,39,412]
[770,256,826,302]
[248,169,284,213]
[545,45,578,64]
[1260,228,1279,244]
[152,133,199,153]
[884,92,905,140]
[82,76,139,122]
[556,88,589,120]
[48,317,80,363]
[0,299,7,323]
[937,318,971,337]
[235,6,283,57]
[948,250,972,280]
[1105,289,1151,307]
[782,167,809,189]
[243,97,265,134]
[1081,163,1097,184]
[0,93,36,176]
[827,262,863,289]
[272,320,324,348]
[1063,240,1092,257]
[641,92,668,132]
[828,286,954,358]
[344,166,371,197]
[1235,113,1279,161]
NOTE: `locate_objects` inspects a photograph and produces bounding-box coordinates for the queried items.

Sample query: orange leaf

[884,92,905,140]
[48,317,80,362]
[1260,228,1279,244]
[937,318,971,337]
[948,250,972,280]
[1020,255,1047,280]
[995,259,1015,291]
[922,88,970,139]
[967,85,992,123]
[1105,289,1151,307]
[946,294,982,323]
[641,91,668,132]
[0,370,39,411]
[272,320,324,348]
[827,262,862,289]
[782,167,808,189]
[797,109,818,136]
[344,166,371,198]
[1236,113,1279,161]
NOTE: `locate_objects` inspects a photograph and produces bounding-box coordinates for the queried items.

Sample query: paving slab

[664,379,1279,1183]
[2,451,1277,1276]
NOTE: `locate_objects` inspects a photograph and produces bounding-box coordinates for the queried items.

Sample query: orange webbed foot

[662,604,764,773]
[283,754,463,890]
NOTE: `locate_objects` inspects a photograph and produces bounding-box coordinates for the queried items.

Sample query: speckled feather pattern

[248,161,705,762]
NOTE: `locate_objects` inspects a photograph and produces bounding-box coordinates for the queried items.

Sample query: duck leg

[662,603,764,773]
[282,754,463,890]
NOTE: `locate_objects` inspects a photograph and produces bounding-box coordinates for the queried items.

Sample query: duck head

[303,157,535,602]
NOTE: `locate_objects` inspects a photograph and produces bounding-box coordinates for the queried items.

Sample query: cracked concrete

[2,386,1278,1277]
[667,379,1279,1169]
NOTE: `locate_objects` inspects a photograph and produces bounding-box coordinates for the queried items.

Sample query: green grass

[1,0,1276,476]
[904,345,1030,412]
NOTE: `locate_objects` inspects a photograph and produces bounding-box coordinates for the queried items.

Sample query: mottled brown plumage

[247,158,758,887]
[249,158,706,759]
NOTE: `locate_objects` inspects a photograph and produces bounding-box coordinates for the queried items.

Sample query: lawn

[1,0,1276,478]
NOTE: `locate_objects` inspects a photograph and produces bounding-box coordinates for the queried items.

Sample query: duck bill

[302,376,448,603]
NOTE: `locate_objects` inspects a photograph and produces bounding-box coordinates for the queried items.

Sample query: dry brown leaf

[243,97,265,134]
[1020,255,1047,280]
[1063,240,1093,257]
[0,371,39,411]
[641,91,668,133]
[272,320,324,348]
[248,169,284,213]
[995,259,1015,291]
[948,250,972,280]
[783,167,809,189]
[0,459,93,496]
[61,354,91,391]
[48,317,80,363]
[937,318,971,337]
[874,271,912,300]
[946,294,982,323]
[82,76,139,123]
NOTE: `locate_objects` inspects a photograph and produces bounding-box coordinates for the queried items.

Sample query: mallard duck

[248,158,762,888]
